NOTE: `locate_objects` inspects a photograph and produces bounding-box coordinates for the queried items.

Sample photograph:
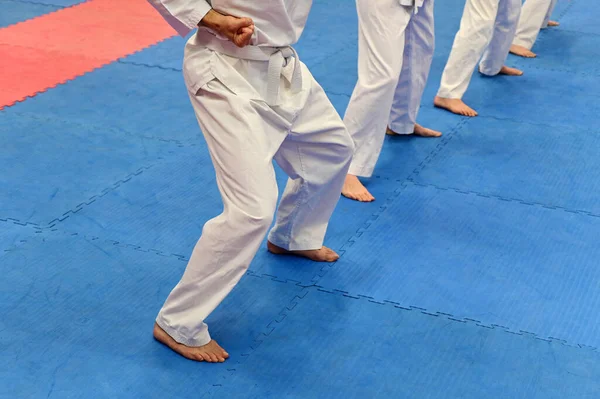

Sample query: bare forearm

[199,9,226,31]
[198,9,255,48]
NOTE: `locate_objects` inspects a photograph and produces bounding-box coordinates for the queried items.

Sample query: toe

[208,353,219,362]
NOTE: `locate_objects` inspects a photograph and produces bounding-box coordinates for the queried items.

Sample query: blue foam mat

[5,63,200,143]
[120,36,188,70]
[318,183,600,348]
[56,145,401,284]
[0,0,59,28]
[511,28,600,74]
[0,232,306,398]
[0,111,177,225]
[215,288,600,399]
[13,0,85,6]
[0,221,39,252]
[3,0,600,396]
[558,0,599,35]
[441,66,600,125]
[412,117,600,215]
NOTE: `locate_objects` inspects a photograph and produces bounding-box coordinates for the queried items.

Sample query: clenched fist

[200,9,255,48]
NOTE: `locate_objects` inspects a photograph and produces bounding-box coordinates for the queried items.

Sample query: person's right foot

[153,323,229,362]
[386,124,442,137]
[498,65,524,76]
[341,174,375,202]
[434,96,478,117]
[510,44,536,58]
[267,241,340,262]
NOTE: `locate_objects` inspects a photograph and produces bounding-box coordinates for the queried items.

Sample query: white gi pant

[437,0,521,99]
[513,0,558,50]
[156,33,354,347]
[344,0,435,178]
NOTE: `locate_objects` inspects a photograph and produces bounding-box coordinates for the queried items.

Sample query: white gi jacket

[146,0,311,47]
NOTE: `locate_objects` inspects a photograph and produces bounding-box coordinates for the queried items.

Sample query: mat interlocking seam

[4,110,186,145]
[205,111,473,395]
[0,165,156,229]
[410,181,600,219]
[310,286,599,353]
[4,0,60,9]
[117,59,183,73]
[0,37,177,110]
[0,0,178,109]
[1,0,76,22]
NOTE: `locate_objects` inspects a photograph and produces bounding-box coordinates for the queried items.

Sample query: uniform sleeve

[147,0,212,37]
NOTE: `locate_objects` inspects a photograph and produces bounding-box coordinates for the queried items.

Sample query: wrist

[199,9,226,33]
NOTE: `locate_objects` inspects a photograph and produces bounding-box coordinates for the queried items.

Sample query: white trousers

[156,46,354,347]
[344,0,435,178]
[437,0,521,99]
[513,0,558,50]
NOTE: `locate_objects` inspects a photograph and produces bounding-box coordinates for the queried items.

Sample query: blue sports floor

[2,0,600,397]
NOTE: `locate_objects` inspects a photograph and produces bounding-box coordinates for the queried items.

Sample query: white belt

[195,29,302,106]
[399,0,424,14]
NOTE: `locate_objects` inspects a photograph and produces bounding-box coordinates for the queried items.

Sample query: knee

[358,54,400,90]
[364,69,399,92]
[459,18,494,42]
[337,129,355,163]
[229,196,277,233]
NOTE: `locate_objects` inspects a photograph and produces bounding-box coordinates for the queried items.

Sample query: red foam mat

[0,0,177,108]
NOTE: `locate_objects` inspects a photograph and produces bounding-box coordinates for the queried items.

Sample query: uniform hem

[156,316,212,347]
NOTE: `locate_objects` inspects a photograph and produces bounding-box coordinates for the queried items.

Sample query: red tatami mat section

[0,0,177,108]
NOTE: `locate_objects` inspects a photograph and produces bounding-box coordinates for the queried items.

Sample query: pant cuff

[388,122,415,135]
[348,162,375,178]
[267,232,324,251]
[436,90,462,100]
[478,64,502,77]
[512,37,532,50]
[156,315,212,347]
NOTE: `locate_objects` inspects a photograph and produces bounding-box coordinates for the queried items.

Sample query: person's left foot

[386,124,442,138]
[547,20,559,27]
[499,65,524,76]
[267,241,339,262]
[510,44,536,58]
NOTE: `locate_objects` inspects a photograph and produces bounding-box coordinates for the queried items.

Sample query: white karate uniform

[512,0,558,50]
[344,0,435,178]
[147,0,354,347]
[542,0,558,28]
[437,0,521,100]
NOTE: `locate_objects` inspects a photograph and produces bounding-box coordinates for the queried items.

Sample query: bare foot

[267,241,340,262]
[510,44,536,58]
[434,96,478,117]
[341,174,375,202]
[153,323,229,363]
[386,124,441,137]
[499,65,523,76]
[413,124,442,137]
[547,20,559,27]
